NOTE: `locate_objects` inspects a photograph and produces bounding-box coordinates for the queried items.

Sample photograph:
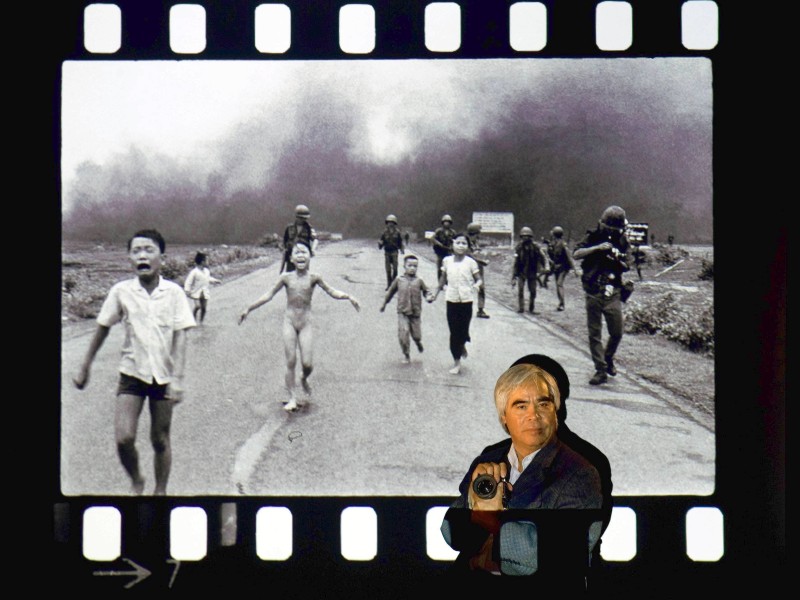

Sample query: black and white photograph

[60,57,715,498]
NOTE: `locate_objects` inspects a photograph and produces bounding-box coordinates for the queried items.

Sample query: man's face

[129,237,162,280]
[291,244,311,270]
[404,259,418,276]
[501,381,558,457]
[521,235,533,243]
[601,221,624,238]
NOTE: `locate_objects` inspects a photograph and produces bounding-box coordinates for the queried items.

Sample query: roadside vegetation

[475,241,714,426]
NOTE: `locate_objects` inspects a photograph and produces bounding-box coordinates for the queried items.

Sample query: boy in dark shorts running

[380,254,434,363]
[73,229,196,495]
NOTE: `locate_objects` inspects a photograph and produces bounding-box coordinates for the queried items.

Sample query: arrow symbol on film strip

[93,557,151,589]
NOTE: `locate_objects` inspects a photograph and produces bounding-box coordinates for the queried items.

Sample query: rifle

[279,248,288,273]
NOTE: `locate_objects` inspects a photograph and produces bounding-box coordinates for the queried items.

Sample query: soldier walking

[573,205,633,385]
[281,204,317,272]
[512,226,550,314]
[378,214,405,289]
[431,214,456,275]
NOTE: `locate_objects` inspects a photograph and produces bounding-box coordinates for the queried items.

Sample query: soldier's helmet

[441,214,453,224]
[385,214,398,224]
[467,222,482,234]
[520,226,534,237]
[295,204,311,218]
[599,205,627,230]
[551,226,564,238]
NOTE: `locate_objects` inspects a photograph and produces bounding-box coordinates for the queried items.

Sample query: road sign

[626,222,649,245]
[472,211,514,234]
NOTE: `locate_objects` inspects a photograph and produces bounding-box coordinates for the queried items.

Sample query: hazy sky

[61,57,712,212]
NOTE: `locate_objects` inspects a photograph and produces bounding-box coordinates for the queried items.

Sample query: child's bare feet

[131,477,145,495]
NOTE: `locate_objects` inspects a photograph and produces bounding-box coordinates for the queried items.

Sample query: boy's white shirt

[97,276,196,384]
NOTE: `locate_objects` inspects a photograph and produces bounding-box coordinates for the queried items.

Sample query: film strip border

[61,0,720,60]
[46,0,758,595]
[54,496,726,592]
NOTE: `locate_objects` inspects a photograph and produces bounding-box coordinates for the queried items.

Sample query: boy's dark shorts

[117,373,169,400]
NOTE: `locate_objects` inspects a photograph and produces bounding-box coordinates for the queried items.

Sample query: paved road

[60,239,714,497]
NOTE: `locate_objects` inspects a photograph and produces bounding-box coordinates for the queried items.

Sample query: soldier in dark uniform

[432,214,456,275]
[378,214,405,290]
[282,204,317,272]
[573,205,633,385]
[466,222,490,318]
[512,226,550,314]
[548,225,577,311]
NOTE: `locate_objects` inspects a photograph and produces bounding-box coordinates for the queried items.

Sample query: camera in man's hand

[473,474,507,499]
[605,246,627,265]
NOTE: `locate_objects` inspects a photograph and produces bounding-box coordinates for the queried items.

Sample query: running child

[184,251,222,324]
[238,241,360,412]
[431,232,482,375]
[73,229,196,495]
[380,254,434,364]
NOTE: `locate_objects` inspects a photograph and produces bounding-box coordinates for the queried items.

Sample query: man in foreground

[440,360,603,587]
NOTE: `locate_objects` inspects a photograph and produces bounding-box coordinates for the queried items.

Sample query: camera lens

[472,474,497,499]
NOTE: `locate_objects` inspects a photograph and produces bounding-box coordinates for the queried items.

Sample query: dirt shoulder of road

[466,242,715,430]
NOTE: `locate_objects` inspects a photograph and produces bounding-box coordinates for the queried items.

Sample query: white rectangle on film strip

[255,3,292,53]
[340,4,376,54]
[170,3,207,54]
[425,2,461,52]
[170,507,208,561]
[83,506,121,561]
[596,1,633,51]
[510,2,548,51]
[83,3,121,53]
[682,1,719,49]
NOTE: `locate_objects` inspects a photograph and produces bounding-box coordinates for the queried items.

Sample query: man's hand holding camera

[469,462,512,511]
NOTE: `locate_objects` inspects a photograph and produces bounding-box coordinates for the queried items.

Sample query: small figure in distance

[183,251,222,324]
[380,254,434,364]
[631,244,646,281]
[466,222,490,319]
[538,236,551,289]
[73,228,196,496]
[238,241,360,412]
[547,226,577,312]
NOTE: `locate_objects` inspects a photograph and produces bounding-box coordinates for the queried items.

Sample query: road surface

[60,239,714,497]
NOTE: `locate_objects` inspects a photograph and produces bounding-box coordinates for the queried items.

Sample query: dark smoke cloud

[63,60,711,245]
